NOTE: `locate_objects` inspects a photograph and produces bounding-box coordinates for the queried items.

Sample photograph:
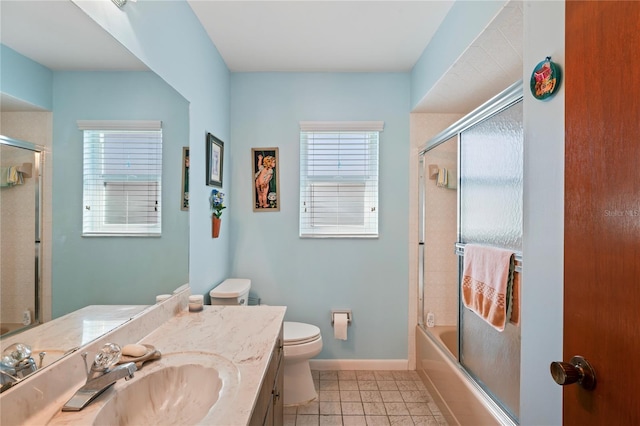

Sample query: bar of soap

[122,344,147,357]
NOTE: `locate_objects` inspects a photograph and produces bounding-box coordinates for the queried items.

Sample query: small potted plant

[209,189,226,238]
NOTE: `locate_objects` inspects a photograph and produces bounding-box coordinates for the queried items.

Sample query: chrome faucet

[62,343,137,411]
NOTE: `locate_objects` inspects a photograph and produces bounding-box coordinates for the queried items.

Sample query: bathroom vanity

[250,325,284,426]
[0,286,286,425]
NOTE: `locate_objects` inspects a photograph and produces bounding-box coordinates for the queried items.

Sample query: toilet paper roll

[333,313,349,340]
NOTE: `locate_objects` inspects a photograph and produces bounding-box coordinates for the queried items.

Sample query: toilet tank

[209,278,251,305]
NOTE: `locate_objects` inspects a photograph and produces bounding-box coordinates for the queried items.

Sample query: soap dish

[117,344,161,369]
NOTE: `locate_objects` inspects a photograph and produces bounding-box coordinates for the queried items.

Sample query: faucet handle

[81,352,90,377]
[38,352,46,369]
[1,343,32,367]
[93,343,122,370]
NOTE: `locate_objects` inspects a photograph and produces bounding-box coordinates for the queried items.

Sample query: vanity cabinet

[250,324,284,426]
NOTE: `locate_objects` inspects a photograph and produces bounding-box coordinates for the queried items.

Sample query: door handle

[550,355,596,390]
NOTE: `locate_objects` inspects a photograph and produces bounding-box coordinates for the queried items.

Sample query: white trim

[309,359,408,371]
[299,121,384,132]
[77,120,162,130]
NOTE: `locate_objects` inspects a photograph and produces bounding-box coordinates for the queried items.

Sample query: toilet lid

[209,278,251,298]
[284,321,321,345]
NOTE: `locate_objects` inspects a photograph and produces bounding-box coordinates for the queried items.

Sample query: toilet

[209,279,323,406]
[209,278,251,306]
[282,321,323,406]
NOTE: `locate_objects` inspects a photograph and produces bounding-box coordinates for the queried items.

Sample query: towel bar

[455,242,523,273]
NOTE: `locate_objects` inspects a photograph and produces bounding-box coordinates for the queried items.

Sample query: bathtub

[429,325,458,358]
[416,325,515,426]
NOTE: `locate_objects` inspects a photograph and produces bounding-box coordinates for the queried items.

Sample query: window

[299,121,383,238]
[78,120,162,236]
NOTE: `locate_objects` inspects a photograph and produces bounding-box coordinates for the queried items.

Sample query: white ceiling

[1,0,522,114]
[187,1,455,72]
[1,0,147,111]
[0,1,147,71]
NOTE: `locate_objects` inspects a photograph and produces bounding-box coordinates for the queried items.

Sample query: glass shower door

[0,137,42,336]
[458,100,523,421]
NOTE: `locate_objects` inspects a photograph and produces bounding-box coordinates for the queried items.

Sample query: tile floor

[283,370,449,426]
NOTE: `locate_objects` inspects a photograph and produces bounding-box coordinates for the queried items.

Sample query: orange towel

[509,271,520,326]
[461,244,515,332]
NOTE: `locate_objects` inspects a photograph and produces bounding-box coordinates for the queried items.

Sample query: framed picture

[252,147,280,211]
[206,133,224,187]
[181,147,189,210]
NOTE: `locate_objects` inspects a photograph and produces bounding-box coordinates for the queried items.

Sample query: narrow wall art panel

[252,147,279,211]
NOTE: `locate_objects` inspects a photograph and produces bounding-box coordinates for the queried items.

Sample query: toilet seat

[284,321,321,346]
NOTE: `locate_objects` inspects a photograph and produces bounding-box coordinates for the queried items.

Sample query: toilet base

[283,358,317,406]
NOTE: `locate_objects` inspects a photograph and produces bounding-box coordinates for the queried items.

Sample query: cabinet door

[270,326,284,424]
[263,399,274,426]
[250,323,284,426]
[271,351,284,424]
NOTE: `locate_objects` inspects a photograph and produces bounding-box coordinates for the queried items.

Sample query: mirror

[0,136,43,337]
[0,0,189,375]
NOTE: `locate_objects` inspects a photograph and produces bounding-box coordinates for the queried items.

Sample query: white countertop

[142,305,286,424]
[0,305,149,367]
[1,289,286,426]
[45,305,286,425]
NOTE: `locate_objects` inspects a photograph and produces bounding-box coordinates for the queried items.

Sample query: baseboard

[309,359,409,371]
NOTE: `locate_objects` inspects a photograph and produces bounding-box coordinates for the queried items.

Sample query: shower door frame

[417,80,523,425]
[0,135,44,336]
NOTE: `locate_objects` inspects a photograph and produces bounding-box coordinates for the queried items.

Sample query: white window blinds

[78,120,162,236]
[299,121,383,238]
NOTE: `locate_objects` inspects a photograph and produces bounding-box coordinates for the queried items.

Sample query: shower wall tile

[411,112,462,333]
[1,147,37,324]
[423,273,458,326]
[424,237,457,271]
[409,112,461,368]
[423,143,458,327]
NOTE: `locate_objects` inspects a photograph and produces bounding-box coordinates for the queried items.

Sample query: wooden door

[564,1,640,424]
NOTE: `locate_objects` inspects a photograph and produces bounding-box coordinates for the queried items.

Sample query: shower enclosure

[0,135,43,336]
[418,81,523,423]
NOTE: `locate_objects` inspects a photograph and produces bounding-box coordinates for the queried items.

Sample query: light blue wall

[229,73,411,359]
[51,71,189,317]
[0,44,53,110]
[410,1,506,110]
[74,0,231,297]
[521,1,564,424]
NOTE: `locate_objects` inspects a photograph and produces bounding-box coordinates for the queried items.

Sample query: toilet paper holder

[331,310,352,325]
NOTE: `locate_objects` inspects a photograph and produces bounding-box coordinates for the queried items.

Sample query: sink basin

[47,352,239,426]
